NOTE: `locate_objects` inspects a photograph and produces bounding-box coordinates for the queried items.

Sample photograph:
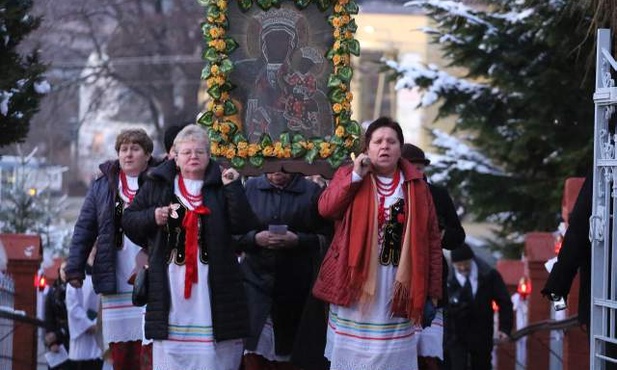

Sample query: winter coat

[312,159,443,308]
[447,257,513,353]
[44,279,70,350]
[542,172,592,326]
[121,159,258,341]
[235,174,331,355]
[65,159,159,294]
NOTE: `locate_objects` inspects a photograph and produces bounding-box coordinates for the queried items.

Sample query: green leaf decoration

[238,0,253,11]
[329,88,345,103]
[260,133,273,147]
[279,132,291,147]
[197,0,210,6]
[224,122,238,136]
[249,156,265,168]
[256,0,272,10]
[220,58,234,74]
[208,129,222,143]
[225,37,239,53]
[347,121,361,136]
[207,85,221,100]
[345,1,359,14]
[294,0,311,9]
[338,110,351,123]
[337,66,353,82]
[327,15,335,27]
[316,0,331,11]
[327,155,345,168]
[327,75,343,88]
[347,19,358,32]
[331,135,343,145]
[198,111,214,126]
[203,48,219,62]
[231,157,246,168]
[232,131,247,144]
[348,39,360,56]
[291,143,306,157]
[201,64,212,79]
[292,133,305,143]
[271,0,282,7]
[325,49,336,60]
[207,6,221,19]
[223,100,238,115]
[305,148,318,164]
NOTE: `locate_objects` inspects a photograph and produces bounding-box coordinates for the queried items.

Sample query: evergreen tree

[0,148,71,256]
[0,0,49,147]
[389,0,595,255]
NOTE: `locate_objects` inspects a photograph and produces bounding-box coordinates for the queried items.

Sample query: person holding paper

[235,170,331,370]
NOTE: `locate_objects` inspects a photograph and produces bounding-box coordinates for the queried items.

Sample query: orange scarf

[182,205,210,299]
[347,173,428,322]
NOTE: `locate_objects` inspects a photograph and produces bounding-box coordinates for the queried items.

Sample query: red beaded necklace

[178,173,203,208]
[119,171,137,204]
[373,170,401,228]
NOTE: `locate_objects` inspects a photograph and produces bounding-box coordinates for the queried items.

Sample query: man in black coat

[402,143,466,370]
[542,172,592,328]
[447,244,513,370]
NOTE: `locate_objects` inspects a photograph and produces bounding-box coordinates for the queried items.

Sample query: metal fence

[0,275,15,370]
[591,28,617,370]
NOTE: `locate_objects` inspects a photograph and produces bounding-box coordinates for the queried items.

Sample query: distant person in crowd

[542,172,592,328]
[163,123,190,160]
[66,248,103,370]
[121,124,257,370]
[312,117,443,370]
[45,261,75,370]
[65,129,158,370]
[446,244,513,370]
[235,171,331,370]
[401,143,466,370]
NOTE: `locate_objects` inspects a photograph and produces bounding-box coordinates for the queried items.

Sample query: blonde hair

[172,124,210,155]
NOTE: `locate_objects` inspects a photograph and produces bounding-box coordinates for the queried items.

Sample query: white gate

[591,28,617,370]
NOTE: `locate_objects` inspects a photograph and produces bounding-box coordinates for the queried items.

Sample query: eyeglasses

[177,149,208,157]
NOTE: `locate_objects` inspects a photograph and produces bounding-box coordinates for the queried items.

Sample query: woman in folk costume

[65,129,157,370]
[312,117,443,370]
[121,124,257,370]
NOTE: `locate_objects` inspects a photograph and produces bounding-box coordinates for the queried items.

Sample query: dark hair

[401,143,430,165]
[164,122,191,154]
[115,129,153,154]
[362,117,404,152]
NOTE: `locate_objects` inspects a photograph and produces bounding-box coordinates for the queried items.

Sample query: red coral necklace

[119,171,137,204]
[373,170,401,228]
[178,173,203,208]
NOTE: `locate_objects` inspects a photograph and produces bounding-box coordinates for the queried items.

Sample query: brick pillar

[495,259,524,370]
[0,234,42,370]
[524,232,555,370]
[561,177,589,370]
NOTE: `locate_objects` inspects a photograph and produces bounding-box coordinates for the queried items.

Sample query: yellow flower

[332,18,342,28]
[211,142,220,155]
[218,14,226,23]
[221,92,230,101]
[305,142,314,150]
[341,15,351,25]
[209,27,224,39]
[216,0,227,11]
[333,40,341,51]
[211,64,220,75]
[284,148,292,158]
[214,105,224,117]
[206,101,214,111]
[248,144,260,156]
[333,54,342,65]
[345,31,353,39]
[335,125,345,137]
[215,76,225,85]
[332,103,343,114]
[237,141,248,150]
[339,83,347,92]
[333,29,340,39]
[346,92,353,101]
[319,143,332,158]
[220,123,231,134]
[237,148,248,158]
[334,4,344,12]
[262,146,274,156]
[344,138,354,148]
[212,122,221,131]
[343,101,351,111]
[224,147,236,159]
[206,77,216,88]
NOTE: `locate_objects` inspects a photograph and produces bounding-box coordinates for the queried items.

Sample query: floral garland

[197,0,361,169]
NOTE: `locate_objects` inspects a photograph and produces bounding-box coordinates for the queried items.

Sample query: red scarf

[182,205,210,299]
[348,171,429,322]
